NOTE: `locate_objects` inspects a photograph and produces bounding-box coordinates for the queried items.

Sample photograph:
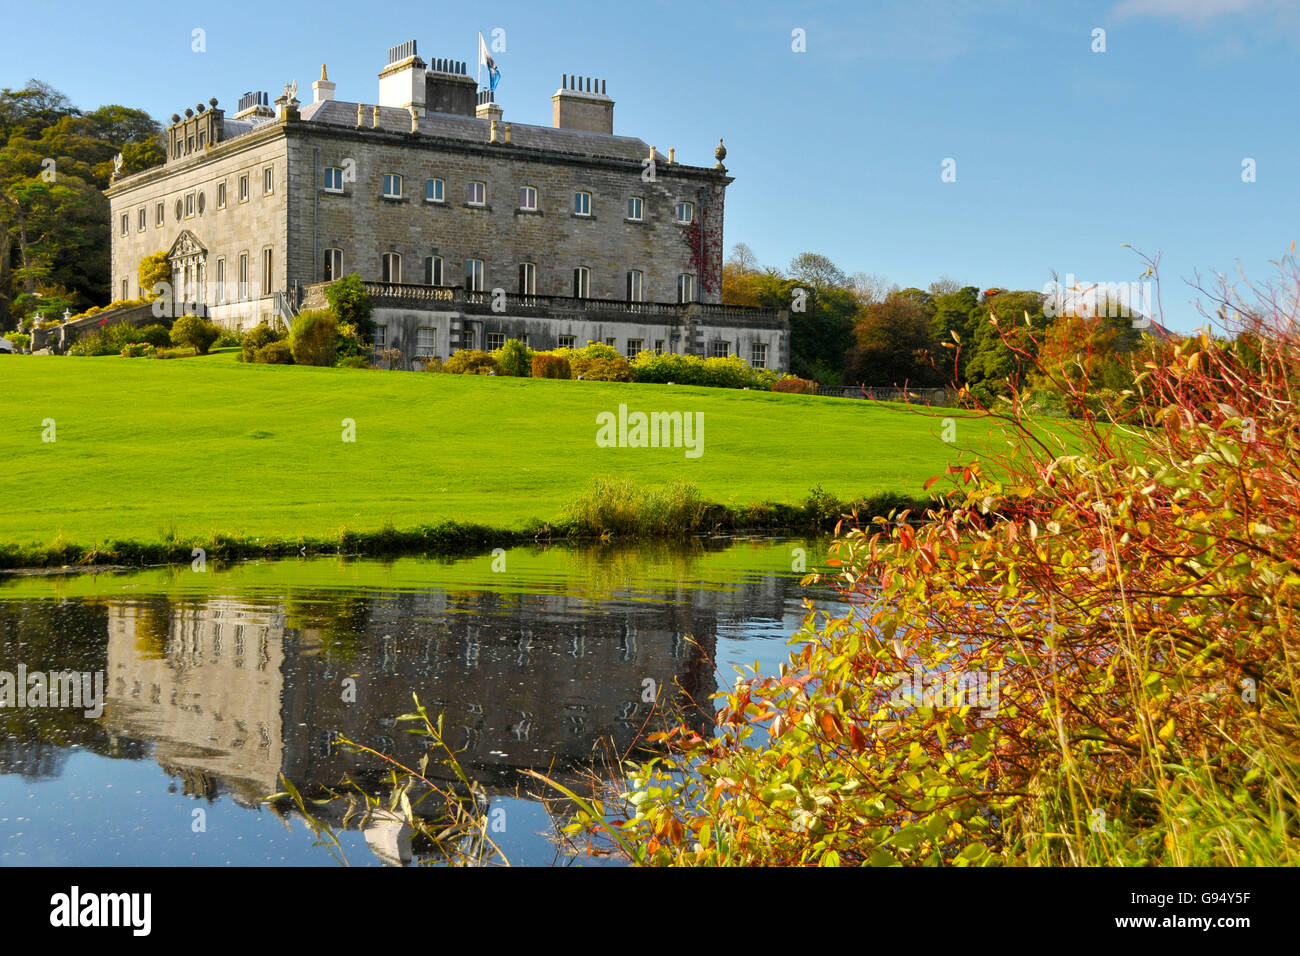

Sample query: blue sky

[3,0,1297,331]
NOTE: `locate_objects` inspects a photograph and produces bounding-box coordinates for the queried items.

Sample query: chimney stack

[378,39,426,116]
[552,74,613,134]
[476,88,502,129]
[313,63,335,103]
[424,56,476,116]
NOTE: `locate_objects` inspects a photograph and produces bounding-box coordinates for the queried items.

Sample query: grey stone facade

[104,40,787,370]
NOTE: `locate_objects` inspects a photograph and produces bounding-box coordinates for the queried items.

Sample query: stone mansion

[104,40,789,371]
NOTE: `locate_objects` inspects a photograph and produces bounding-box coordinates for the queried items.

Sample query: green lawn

[1,351,994,550]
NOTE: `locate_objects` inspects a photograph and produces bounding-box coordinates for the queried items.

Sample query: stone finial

[409,105,418,133]
[184,107,194,118]
[372,104,381,128]
[196,102,205,112]
[321,63,328,81]
[668,147,675,164]
[357,103,365,126]
[649,145,656,162]
[171,113,181,124]
[489,118,499,143]
[209,96,218,108]
[503,122,512,144]
[714,138,727,169]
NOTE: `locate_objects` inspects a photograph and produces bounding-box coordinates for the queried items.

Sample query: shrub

[3,332,30,351]
[288,309,339,366]
[337,353,370,369]
[170,315,220,354]
[68,322,142,356]
[134,324,172,348]
[771,374,817,394]
[560,258,1300,867]
[531,353,571,379]
[572,355,633,382]
[573,341,621,362]
[324,273,375,344]
[443,349,499,375]
[254,340,294,364]
[119,342,157,358]
[630,350,775,390]
[492,338,534,376]
[240,322,283,363]
[213,328,241,349]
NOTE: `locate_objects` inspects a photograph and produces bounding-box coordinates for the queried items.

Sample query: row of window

[340,248,696,302]
[376,327,767,368]
[326,166,692,224]
[119,168,274,237]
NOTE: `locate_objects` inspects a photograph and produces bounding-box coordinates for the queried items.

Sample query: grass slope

[1,352,990,550]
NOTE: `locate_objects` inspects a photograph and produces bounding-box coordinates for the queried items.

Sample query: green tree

[324,273,375,344]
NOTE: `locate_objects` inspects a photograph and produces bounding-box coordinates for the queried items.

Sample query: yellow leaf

[1158,717,1176,741]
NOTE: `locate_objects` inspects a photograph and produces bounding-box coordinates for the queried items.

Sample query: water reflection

[0,541,828,865]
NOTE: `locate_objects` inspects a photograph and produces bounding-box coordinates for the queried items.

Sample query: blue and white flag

[478,32,500,91]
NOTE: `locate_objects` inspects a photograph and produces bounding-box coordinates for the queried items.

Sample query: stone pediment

[169,229,208,258]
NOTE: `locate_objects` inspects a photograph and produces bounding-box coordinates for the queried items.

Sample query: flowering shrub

[119,342,157,357]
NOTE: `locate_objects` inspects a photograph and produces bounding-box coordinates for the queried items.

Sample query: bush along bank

[0,483,938,571]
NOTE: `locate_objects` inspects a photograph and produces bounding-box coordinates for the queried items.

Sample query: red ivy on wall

[682,185,725,295]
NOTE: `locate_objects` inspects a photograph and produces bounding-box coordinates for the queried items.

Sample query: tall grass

[567,476,707,537]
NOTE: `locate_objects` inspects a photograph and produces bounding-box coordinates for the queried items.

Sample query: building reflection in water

[92,577,802,860]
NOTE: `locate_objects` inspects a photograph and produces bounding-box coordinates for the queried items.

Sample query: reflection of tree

[0,599,122,778]
[133,599,170,660]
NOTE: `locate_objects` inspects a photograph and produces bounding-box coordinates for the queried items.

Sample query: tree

[930,285,981,382]
[845,293,944,387]
[966,289,1050,395]
[727,242,758,273]
[138,251,171,300]
[789,251,847,290]
[847,271,896,307]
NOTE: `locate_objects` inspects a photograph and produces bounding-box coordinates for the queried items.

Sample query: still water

[0,538,844,866]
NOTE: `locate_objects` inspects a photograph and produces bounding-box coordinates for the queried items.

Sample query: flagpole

[477,32,482,91]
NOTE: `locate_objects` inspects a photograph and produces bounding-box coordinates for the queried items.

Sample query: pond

[0,538,845,866]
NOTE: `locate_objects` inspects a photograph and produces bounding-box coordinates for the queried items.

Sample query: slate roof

[295,99,653,163]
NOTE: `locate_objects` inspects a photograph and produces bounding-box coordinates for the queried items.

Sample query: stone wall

[285,123,726,306]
